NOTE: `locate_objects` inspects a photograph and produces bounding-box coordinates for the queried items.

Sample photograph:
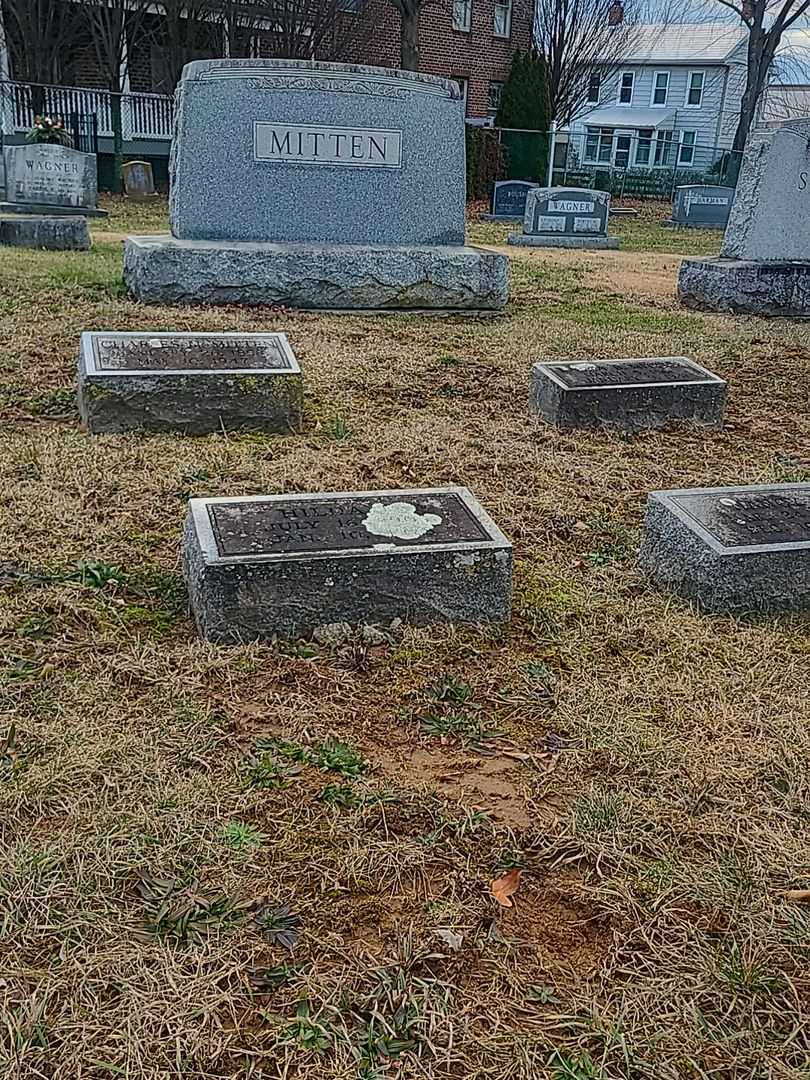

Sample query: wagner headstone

[77,331,302,434]
[122,160,157,199]
[124,59,507,310]
[679,119,810,314]
[1,143,106,217]
[668,185,734,229]
[508,186,618,249]
[482,180,538,221]
[182,486,513,641]
[639,483,810,613]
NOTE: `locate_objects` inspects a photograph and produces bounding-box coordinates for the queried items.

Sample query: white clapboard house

[565,23,750,183]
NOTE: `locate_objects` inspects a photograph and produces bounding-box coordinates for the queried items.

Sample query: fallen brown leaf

[490,868,522,908]
[783,888,810,902]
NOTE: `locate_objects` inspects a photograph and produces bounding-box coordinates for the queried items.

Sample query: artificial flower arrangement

[26,115,73,147]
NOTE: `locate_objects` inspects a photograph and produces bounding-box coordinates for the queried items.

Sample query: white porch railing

[0,80,174,142]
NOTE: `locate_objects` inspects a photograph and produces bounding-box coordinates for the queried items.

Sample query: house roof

[582,106,676,128]
[611,22,747,65]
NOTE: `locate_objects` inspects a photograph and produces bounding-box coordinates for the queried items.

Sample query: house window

[652,71,669,106]
[635,128,653,165]
[453,0,472,31]
[618,71,634,105]
[454,76,469,110]
[587,72,601,104]
[585,127,614,163]
[654,129,676,165]
[493,0,512,38]
[686,71,704,107]
[679,130,696,164]
[488,80,504,113]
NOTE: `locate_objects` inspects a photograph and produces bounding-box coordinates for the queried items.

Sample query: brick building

[3,0,533,119]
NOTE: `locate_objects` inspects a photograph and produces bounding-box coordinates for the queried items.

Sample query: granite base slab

[0,201,107,218]
[678,257,810,315]
[663,220,724,230]
[0,215,90,250]
[123,236,509,310]
[639,483,810,614]
[182,487,513,642]
[508,234,619,250]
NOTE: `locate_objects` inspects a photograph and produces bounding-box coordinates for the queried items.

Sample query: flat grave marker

[182,486,512,641]
[529,356,726,431]
[639,483,810,613]
[508,186,618,249]
[77,331,302,434]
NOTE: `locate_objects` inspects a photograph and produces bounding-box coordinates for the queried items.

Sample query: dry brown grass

[1,196,809,1080]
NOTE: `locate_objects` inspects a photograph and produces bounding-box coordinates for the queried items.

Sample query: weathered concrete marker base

[530,357,726,432]
[0,215,90,250]
[509,234,619,250]
[183,487,512,642]
[639,483,810,614]
[77,331,302,434]
[124,237,508,310]
[0,201,107,218]
[678,258,810,316]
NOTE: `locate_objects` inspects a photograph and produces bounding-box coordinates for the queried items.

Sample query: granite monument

[1,143,106,218]
[122,160,157,199]
[679,119,810,314]
[124,59,507,310]
[481,180,538,221]
[508,187,619,250]
[666,185,734,230]
[182,486,512,641]
[77,331,302,434]
[529,357,726,432]
[639,483,810,613]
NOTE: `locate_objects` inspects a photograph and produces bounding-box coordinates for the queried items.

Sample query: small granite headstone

[122,160,156,199]
[508,187,618,249]
[529,357,726,432]
[77,331,302,434]
[1,143,107,218]
[0,215,90,251]
[679,119,810,314]
[182,486,512,641]
[481,180,539,221]
[639,483,810,613]
[667,185,734,229]
[124,59,507,310]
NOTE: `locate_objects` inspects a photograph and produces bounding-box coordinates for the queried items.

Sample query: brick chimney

[608,1,625,25]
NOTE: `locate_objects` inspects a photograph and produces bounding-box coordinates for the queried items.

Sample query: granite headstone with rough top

[508,187,618,249]
[1,143,106,218]
[639,483,810,613]
[679,120,810,314]
[124,59,507,310]
[667,185,734,229]
[77,331,302,434]
[182,486,512,641]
